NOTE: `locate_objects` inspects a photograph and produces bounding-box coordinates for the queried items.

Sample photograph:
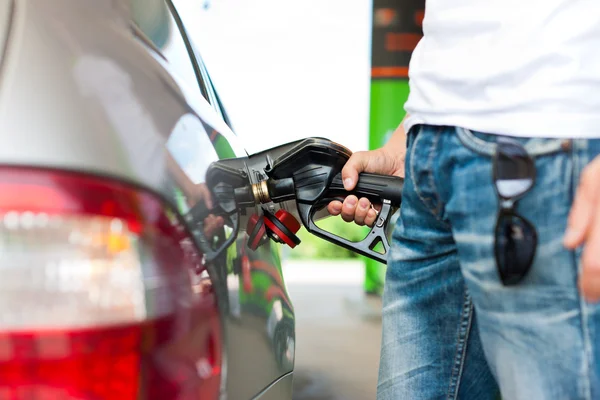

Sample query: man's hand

[564,155,600,302]
[326,142,406,227]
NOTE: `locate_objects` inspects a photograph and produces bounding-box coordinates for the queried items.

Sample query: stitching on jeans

[456,127,496,157]
[447,289,473,400]
[427,129,441,213]
[409,126,451,224]
[456,127,566,158]
[409,127,438,216]
[429,128,450,225]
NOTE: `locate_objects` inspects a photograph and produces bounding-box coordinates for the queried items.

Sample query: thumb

[341,151,372,191]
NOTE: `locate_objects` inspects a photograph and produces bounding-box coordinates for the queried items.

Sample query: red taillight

[0,168,222,399]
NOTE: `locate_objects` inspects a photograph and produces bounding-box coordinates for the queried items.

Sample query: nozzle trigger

[297,199,394,264]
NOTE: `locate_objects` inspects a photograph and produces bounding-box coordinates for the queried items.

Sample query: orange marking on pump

[414,10,425,28]
[371,67,409,78]
[385,33,422,52]
[375,8,397,27]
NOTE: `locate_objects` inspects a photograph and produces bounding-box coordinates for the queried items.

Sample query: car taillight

[0,168,222,399]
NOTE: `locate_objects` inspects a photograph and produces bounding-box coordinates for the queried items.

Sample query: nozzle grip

[292,173,403,264]
[329,173,403,207]
[297,200,394,264]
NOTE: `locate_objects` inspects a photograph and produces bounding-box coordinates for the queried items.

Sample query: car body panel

[0,1,12,67]
[0,1,295,398]
[254,373,294,400]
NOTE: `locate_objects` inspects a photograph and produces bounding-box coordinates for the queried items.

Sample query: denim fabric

[377,125,600,400]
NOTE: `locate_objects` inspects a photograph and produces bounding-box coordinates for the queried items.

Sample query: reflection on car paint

[165,106,295,396]
[73,54,168,189]
[208,128,237,160]
[168,114,218,184]
[129,1,296,396]
[225,234,295,371]
[131,0,170,49]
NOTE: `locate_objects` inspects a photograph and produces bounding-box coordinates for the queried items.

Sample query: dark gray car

[0,1,295,398]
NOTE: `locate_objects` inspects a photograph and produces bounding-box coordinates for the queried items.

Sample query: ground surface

[283,261,383,400]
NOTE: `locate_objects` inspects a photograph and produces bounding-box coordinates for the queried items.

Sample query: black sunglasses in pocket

[493,137,538,286]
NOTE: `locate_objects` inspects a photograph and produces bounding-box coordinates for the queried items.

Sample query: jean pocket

[406,124,423,150]
[455,127,571,158]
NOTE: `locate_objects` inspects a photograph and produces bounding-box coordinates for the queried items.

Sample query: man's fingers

[341,152,370,191]
[569,157,600,302]
[580,213,600,302]
[327,201,343,216]
[340,195,358,222]
[353,198,371,226]
[580,249,600,301]
[565,164,600,248]
[328,197,379,227]
[364,208,378,227]
[580,273,600,303]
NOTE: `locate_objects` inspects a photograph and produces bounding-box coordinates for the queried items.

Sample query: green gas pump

[364,0,424,296]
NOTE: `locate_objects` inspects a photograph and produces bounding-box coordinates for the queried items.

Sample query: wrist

[381,130,406,158]
[381,122,408,174]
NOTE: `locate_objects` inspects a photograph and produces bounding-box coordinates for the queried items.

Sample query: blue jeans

[377,125,600,400]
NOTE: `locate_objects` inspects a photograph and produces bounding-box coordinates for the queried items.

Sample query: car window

[130,0,210,102]
[169,0,234,129]
[193,48,230,124]
[212,84,234,130]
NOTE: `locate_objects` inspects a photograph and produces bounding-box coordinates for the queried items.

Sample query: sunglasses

[493,137,538,286]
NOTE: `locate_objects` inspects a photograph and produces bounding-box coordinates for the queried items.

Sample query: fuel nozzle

[245,179,301,249]
[190,137,404,264]
[247,138,404,263]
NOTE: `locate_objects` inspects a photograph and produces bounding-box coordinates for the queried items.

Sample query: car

[0,0,295,399]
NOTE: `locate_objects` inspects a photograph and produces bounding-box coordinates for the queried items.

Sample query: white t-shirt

[403,0,600,139]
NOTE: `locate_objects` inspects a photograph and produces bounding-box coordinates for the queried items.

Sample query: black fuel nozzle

[254,138,404,264]
[187,137,404,264]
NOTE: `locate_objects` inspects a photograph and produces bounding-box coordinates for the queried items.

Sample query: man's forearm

[383,114,409,153]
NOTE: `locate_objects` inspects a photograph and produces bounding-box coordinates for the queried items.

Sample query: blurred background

[175,1,409,398]
[177,0,378,260]
[177,0,372,154]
